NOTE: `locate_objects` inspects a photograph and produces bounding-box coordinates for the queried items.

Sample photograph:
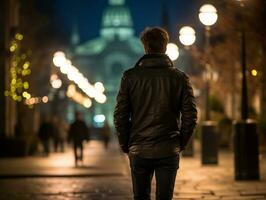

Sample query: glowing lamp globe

[166,43,179,61]
[199,4,218,26]
[179,26,196,46]
[95,94,107,104]
[94,82,105,93]
[53,51,66,67]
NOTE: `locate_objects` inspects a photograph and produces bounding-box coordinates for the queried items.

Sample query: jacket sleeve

[180,73,197,150]
[114,73,131,153]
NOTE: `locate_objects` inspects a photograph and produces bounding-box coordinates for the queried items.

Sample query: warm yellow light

[94,82,105,93]
[42,96,49,103]
[53,51,66,67]
[11,79,16,85]
[50,74,58,82]
[53,51,106,106]
[10,45,16,52]
[23,62,30,69]
[23,82,29,89]
[166,43,179,61]
[50,74,62,89]
[67,84,76,97]
[11,86,16,92]
[22,92,31,100]
[95,94,107,104]
[251,69,258,77]
[199,4,218,26]
[83,98,92,108]
[179,26,196,46]
[67,66,79,81]
[15,33,23,40]
[51,79,62,89]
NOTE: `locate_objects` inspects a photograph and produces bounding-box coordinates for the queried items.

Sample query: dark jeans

[129,154,179,200]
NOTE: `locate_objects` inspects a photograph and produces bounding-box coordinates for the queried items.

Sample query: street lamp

[166,43,179,61]
[199,4,218,121]
[178,26,196,157]
[199,4,219,165]
[199,4,218,27]
[233,0,260,180]
[179,26,196,47]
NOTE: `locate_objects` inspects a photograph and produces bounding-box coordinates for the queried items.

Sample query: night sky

[47,0,201,44]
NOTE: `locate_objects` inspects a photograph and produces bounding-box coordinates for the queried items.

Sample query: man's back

[114,53,197,158]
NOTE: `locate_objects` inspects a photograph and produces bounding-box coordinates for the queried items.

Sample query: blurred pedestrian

[114,27,197,200]
[38,115,54,156]
[68,112,89,166]
[101,121,111,149]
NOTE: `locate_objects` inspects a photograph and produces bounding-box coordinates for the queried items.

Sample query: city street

[0,140,266,200]
[1,0,266,199]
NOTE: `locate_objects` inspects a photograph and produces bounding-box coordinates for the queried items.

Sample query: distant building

[70,0,143,125]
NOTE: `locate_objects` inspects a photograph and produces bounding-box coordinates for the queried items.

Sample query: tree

[192,0,266,120]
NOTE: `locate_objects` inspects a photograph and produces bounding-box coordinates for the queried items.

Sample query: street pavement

[0,140,266,200]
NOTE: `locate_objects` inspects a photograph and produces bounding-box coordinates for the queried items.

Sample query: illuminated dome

[109,0,125,5]
[101,0,134,40]
[75,0,143,55]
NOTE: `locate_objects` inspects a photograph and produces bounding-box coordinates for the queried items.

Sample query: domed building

[71,0,143,125]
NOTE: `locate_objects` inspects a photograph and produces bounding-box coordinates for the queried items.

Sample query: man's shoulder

[121,67,138,80]
[170,68,186,77]
[124,67,137,74]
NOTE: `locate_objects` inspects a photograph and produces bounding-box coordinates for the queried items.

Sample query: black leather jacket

[114,54,197,158]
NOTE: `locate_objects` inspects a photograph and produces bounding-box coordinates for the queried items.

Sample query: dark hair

[140,27,169,54]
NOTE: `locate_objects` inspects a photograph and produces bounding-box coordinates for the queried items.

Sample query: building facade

[71,0,143,125]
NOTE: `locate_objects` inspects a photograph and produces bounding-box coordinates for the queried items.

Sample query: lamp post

[198,4,219,165]
[199,4,218,120]
[233,0,259,180]
[179,26,196,157]
[237,0,248,120]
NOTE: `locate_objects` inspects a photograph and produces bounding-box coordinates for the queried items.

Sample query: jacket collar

[135,53,174,68]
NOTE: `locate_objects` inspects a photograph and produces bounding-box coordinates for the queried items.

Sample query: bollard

[201,121,218,164]
[233,120,259,180]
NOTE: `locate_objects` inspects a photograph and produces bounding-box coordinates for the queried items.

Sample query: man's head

[140,27,169,54]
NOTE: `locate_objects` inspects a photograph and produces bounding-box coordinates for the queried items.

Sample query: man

[68,112,89,166]
[114,27,197,200]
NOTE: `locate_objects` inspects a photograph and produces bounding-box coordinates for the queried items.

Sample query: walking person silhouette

[68,112,89,166]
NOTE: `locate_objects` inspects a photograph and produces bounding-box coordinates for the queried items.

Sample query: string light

[25,95,49,106]
[251,69,258,77]
[53,51,107,104]
[5,32,32,107]
[66,84,92,108]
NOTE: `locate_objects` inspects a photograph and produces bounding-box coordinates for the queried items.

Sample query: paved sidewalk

[171,150,266,200]
[0,140,128,177]
[0,140,266,199]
